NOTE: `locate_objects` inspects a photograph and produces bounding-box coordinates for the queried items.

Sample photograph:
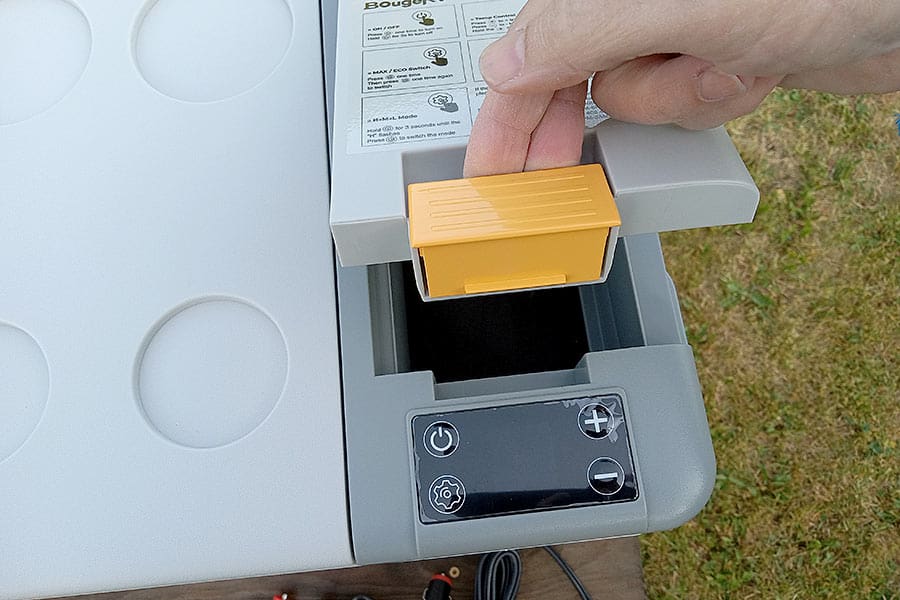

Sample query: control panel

[411,394,638,523]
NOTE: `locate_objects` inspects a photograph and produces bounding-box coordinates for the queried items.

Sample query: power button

[423,421,459,458]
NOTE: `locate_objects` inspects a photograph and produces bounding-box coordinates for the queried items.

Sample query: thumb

[479,0,682,94]
[780,47,900,94]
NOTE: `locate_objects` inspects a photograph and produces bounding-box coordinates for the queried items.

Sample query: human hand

[463,0,900,177]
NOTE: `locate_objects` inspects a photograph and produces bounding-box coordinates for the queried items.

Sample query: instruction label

[363,6,460,46]
[346,0,607,154]
[362,89,472,147]
[363,42,466,92]
[466,38,494,81]
[468,85,489,115]
[462,0,523,37]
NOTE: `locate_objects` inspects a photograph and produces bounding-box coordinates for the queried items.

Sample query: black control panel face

[411,394,638,524]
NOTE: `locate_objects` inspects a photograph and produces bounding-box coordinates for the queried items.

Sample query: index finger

[462,89,553,178]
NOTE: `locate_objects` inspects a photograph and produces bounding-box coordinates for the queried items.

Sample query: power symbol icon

[423,421,459,458]
[430,427,453,452]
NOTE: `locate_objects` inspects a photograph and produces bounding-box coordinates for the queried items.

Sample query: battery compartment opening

[369,240,645,383]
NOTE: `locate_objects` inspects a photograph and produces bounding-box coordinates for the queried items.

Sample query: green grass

[641,90,900,598]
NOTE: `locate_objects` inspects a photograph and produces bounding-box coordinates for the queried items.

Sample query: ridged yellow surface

[408,164,620,298]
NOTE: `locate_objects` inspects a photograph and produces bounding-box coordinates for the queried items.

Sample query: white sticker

[361,88,472,147]
[363,6,460,47]
[363,42,466,93]
[461,0,525,37]
[348,0,607,153]
[468,85,488,115]
[466,37,494,81]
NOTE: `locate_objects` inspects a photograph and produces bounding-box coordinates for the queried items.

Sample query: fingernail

[698,68,747,102]
[480,28,526,87]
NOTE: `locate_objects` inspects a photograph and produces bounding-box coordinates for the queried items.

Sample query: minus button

[587,457,625,495]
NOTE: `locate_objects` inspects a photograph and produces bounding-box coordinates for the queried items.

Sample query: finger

[781,47,900,94]
[591,54,781,129]
[479,0,693,94]
[524,81,588,171]
[463,89,553,178]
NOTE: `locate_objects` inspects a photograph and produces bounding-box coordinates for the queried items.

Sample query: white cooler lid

[0,1,352,597]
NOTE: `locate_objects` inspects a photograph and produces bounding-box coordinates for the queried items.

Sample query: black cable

[474,550,522,600]
[542,546,593,600]
[473,547,593,600]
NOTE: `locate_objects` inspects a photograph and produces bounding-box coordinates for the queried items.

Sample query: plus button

[578,404,613,439]
[583,409,608,433]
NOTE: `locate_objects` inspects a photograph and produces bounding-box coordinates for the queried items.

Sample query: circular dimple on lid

[134,0,293,103]
[0,0,92,125]
[136,298,288,449]
[0,324,50,462]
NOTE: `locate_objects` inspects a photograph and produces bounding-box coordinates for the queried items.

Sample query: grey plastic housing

[596,121,759,236]
[331,125,759,267]
[328,0,759,268]
[338,234,716,563]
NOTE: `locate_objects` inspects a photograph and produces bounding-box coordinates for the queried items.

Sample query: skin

[463,0,900,177]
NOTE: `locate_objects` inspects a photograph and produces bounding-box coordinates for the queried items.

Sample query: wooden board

[52,539,646,600]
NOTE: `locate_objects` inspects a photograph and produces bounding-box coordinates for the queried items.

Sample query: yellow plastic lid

[408,164,620,248]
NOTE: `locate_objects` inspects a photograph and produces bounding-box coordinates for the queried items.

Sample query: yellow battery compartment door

[408,164,621,299]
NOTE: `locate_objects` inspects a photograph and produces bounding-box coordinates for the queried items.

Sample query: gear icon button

[428,475,466,514]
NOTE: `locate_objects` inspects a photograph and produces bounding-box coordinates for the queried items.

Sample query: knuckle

[528,6,595,76]
[592,78,679,125]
